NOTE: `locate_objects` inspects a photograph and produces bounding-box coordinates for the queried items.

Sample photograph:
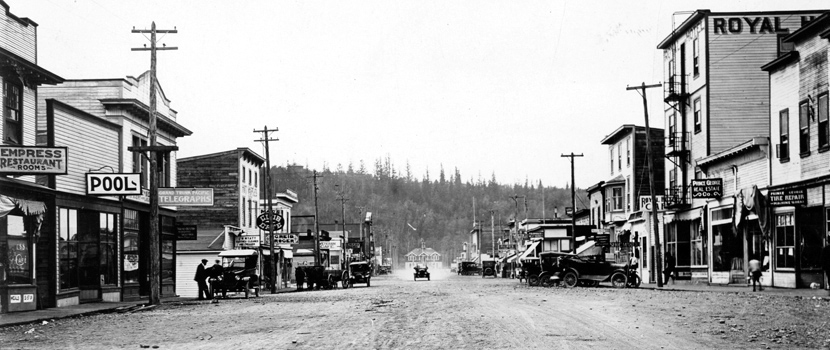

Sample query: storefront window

[676,224,690,266]
[798,207,822,270]
[100,213,118,285]
[59,208,79,289]
[3,214,30,285]
[712,207,740,272]
[690,219,706,266]
[666,224,677,264]
[77,212,98,286]
[775,213,795,269]
[161,215,175,282]
[123,209,139,284]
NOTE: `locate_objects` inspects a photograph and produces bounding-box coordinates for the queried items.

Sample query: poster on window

[123,254,139,272]
[7,238,28,279]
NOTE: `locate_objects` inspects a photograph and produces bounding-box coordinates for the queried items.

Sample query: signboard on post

[691,179,723,198]
[158,188,214,206]
[594,235,610,247]
[0,146,68,175]
[256,210,284,231]
[768,188,806,206]
[175,225,197,240]
[86,173,142,195]
[235,235,260,248]
[319,240,342,250]
[263,234,298,245]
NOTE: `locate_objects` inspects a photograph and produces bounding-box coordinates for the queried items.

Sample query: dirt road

[4,269,830,349]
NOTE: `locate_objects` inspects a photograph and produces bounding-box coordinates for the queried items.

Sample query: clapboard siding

[177,153,242,228]
[769,63,801,185]
[0,5,36,62]
[51,102,120,195]
[176,253,217,298]
[708,14,821,155]
[799,33,830,180]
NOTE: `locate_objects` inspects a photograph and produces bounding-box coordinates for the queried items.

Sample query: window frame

[775,213,795,270]
[58,208,80,290]
[611,187,623,212]
[779,109,790,161]
[3,79,22,145]
[818,92,829,151]
[617,143,622,171]
[692,37,700,77]
[799,100,810,157]
[693,98,702,134]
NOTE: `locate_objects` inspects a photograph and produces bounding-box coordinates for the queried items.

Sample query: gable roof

[405,247,440,256]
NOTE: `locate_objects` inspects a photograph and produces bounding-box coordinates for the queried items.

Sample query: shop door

[78,212,100,302]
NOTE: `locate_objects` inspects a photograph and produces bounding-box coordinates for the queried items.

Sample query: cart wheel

[610,272,628,288]
[562,271,578,288]
[627,275,641,288]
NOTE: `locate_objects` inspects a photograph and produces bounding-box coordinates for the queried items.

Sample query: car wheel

[562,271,579,288]
[627,275,641,288]
[528,274,540,286]
[244,282,250,299]
[539,274,555,288]
[367,278,371,287]
[484,268,493,277]
[610,272,628,288]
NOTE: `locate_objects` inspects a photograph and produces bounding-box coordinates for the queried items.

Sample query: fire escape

[663,58,691,209]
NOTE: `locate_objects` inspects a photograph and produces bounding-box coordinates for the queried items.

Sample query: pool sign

[691,179,723,198]
[86,173,142,195]
[0,146,68,174]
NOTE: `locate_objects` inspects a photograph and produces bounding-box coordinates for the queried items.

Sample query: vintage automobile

[458,261,480,276]
[555,254,636,288]
[414,264,430,281]
[481,260,497,278]
[536,251,574,287]
[519,257,542,286]
[210,250,260,299]
[344,261,372,288]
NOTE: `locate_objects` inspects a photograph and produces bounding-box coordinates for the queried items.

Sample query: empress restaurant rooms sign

[0,146,67,174]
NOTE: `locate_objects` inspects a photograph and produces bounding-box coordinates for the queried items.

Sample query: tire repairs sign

[0,146,67,174]
[768,188,806,206]
[86,173,142,195]
[691,179,723,198]
[158,188,214,206]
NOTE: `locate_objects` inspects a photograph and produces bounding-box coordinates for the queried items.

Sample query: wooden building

[763,12,830,288]
[404,241,441,270]
[0,1,64,313]
[174,148,264,295]
[37,71,192,304]
[658,9,824,285]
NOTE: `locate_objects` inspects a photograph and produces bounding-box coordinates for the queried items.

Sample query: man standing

[821,238,830,295]
[194,259,210,300]
[664,252,675,285]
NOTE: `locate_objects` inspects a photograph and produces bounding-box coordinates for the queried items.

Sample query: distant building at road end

[405,240,442,270]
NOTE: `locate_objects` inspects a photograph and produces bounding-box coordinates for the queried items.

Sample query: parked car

[519,257,541,286]
[459,261,480,276]
[210,250,260,299]
[344,261,372,288]
[555,255,634,288]
[414,264,430,281]
[536,251,574,287]
[481,260,497,278]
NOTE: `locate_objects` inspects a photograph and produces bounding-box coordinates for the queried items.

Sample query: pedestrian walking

[822,239,830,295]
[748,257,763,291]
[194,259,210,300]
[663,252,675,284]
[295,267,305,291]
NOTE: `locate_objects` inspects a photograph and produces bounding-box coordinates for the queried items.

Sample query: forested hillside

[266,158,587,264]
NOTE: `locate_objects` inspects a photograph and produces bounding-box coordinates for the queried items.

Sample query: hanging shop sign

[594,235,611,247]
[639,195,665,211]
[235,235,260,248]
[256,210,284,231]
[768,188,806,206]
[175,225,197,240]
[86,173,142,195]
[158,188,214,206]
[0,146,67,175]
[691,179,723,198]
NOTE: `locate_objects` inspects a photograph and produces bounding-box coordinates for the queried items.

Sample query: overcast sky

[15,0,828,188]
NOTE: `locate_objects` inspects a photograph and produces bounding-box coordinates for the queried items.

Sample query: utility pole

[490,210,495,259]
[627,82,664,288]
[509,195,525,253]
[335,185,349,273]
[130,22,177,306]
[311,170,322,265]
[561,153,583,244]
[254,126,278,293]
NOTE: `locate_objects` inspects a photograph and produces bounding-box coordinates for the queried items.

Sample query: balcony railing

[666,131,689,157]
[665,186,689,208]
[664,75,689,103]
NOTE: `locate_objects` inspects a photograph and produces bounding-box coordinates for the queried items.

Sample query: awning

[218,249,258,257]
[576,241,603,257]
[517,241,540,261]
[0,195,46,217]
[665,207,703,224]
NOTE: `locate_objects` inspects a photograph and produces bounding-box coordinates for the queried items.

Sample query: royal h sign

[86,173,142,195]
[0,146,67,175]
